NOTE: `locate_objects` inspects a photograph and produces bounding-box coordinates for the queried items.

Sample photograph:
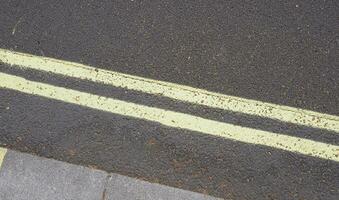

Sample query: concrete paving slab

[105,173,222,200]
[0,150,107,200]
[0,149,222,200]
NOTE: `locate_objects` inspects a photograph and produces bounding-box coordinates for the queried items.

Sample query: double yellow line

[1,49,338,133]
[0,49,338,162]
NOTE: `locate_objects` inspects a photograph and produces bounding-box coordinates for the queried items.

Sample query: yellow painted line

[0,72,338,162]
[0,49,338,133]
[0,147,7,169]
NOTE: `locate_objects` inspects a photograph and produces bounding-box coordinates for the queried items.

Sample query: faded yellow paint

[0,147,7,169]
[0,49,338,133]
[0,72,338,162]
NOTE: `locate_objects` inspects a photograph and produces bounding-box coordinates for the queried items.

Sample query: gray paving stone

[0,149,222,200]
[0,150,107,200]
[105,173,222,200]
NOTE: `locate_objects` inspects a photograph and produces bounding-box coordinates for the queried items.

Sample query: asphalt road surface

[0,0,338,199]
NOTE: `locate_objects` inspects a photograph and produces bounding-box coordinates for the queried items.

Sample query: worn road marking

[0,72,338,162]
[0,49,338,133]
[0,147,7,169]
[11,16,24,35]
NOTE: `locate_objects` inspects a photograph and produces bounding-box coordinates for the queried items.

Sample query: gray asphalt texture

[0,0,339,199]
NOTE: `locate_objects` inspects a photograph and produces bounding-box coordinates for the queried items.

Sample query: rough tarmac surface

[0,0,338,199]
[0,0,338,114]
